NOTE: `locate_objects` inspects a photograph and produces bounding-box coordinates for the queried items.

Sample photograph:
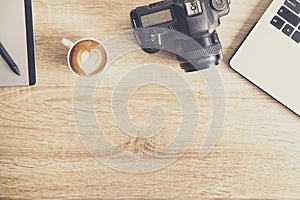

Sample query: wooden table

[1,0,299,199]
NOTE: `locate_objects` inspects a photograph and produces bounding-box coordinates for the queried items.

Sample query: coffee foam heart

[69,40,107,77]
[78,49,103,75]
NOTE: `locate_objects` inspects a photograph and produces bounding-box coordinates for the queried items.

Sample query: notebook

[0,0,36,87]
[230,0,300,116]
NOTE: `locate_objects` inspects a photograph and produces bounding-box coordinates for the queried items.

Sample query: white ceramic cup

[61,38,108,78]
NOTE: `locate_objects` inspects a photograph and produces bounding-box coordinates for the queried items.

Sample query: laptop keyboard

[270,0,300,44]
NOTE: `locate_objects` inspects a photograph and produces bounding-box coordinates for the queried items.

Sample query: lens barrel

[177,31,223,72]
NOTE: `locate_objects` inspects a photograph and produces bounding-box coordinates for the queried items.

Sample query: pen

[0,42,21,76]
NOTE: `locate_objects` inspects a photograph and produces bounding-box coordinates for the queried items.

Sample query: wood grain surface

[0,0,300,199]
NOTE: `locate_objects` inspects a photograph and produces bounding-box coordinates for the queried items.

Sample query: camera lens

[180,53,223,72]
[176,31,224,72]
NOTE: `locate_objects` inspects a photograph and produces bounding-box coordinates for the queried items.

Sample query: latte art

[78,49,102,74]
[69,40,107,77]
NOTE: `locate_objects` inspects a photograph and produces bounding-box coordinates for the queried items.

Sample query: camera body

[130,0,230,72]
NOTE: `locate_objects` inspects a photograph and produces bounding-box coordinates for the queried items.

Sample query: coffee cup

[61,38,108,78]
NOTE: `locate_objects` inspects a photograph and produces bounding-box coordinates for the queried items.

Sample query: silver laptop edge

[230,0,300,116]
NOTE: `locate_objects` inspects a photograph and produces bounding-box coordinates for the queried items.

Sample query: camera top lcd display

[140,9,173,27]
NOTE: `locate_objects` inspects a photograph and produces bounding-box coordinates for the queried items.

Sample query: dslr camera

[130,0,230,72]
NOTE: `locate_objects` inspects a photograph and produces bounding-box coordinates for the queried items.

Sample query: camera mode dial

[211,0,226,11]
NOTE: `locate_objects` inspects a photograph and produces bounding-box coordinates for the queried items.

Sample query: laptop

[230,0,300,116]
